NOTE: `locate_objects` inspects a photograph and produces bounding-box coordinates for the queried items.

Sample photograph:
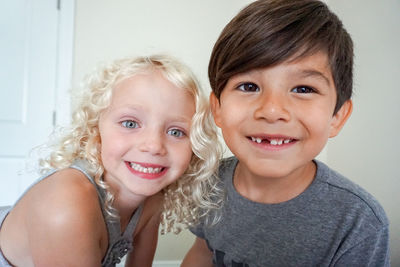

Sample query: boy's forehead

[285,52,333,85]
[235,51,333,85]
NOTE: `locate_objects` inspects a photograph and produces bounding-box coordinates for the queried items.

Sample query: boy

[182,0,390,266]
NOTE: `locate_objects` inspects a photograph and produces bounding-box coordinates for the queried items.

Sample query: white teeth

[270,139,283,145]
[129,162,162,174]
[251,137,262,143]
[251,137,292,146]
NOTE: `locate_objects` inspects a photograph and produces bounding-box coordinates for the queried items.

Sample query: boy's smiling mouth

[248,136,296,146]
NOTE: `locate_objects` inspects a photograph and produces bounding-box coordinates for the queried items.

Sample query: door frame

[55,0,75,126]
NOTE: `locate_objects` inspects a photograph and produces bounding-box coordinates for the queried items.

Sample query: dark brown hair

[208,0,353,114]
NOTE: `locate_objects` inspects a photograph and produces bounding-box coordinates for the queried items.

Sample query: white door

[0,0,74,205]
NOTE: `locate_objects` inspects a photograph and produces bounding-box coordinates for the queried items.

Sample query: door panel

[0,0,58,205]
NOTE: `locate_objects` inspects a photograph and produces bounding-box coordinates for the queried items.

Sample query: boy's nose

[138,130,167,156]
[253,91,290,122]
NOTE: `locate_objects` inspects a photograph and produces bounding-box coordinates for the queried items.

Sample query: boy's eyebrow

[298,69,332,86]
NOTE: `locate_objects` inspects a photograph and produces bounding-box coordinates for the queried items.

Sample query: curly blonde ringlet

[40,54,222,234]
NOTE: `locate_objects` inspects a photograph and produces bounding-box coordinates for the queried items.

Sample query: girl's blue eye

[167,129,185,138]
[292,86,315,94]
[121,120,138,129]
[237,82,259,92]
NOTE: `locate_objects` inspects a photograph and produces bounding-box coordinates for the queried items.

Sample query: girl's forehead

[108,72,195,114]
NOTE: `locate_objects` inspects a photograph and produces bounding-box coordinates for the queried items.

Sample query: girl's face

[98,70,195,202]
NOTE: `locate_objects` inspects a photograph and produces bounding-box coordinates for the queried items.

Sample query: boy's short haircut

[208,0,353,114]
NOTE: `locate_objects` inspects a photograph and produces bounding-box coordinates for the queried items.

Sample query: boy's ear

[210,92,222,127]
[329,100,353,138]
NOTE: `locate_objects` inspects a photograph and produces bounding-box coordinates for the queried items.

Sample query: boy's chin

[237,157,315,181]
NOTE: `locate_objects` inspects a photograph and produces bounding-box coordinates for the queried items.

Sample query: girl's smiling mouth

[125,161,168,179]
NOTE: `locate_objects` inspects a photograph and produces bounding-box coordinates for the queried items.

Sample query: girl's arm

[181,237,213,267]
[11,169,106,266]
[124,193,163,267]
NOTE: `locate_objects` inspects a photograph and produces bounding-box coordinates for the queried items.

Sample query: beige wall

[73,0,400,263]
[73,0,252,92]
[72,0,253,261]
[327,0,400,265]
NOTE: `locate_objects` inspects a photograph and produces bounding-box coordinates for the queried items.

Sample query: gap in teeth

[130,162,162,173]
[251,137,292,145]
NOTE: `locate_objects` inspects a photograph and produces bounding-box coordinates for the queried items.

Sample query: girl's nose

[253,91,290,123]
[138,130,167,156]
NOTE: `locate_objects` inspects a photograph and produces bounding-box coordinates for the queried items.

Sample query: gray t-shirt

[191,157,390,267]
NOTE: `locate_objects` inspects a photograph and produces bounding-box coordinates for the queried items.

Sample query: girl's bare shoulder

[23,168,100,217]
[2,168,107,265]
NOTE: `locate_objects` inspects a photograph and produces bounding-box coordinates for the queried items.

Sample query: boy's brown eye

[292,86,315,94]
[237,82,259,92]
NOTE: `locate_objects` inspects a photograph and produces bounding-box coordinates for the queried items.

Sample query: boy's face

[211,51,352,182]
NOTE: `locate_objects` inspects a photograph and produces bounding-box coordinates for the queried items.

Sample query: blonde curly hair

[40,54,222,234]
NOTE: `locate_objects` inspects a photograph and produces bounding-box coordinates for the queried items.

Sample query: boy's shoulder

[217,157,388,227]
[314,160,389,227]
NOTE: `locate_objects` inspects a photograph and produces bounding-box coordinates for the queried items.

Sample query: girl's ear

[209,92,222,128]
[329,100,353,138]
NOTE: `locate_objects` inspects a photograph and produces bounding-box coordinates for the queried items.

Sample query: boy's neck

[233,161,316,204]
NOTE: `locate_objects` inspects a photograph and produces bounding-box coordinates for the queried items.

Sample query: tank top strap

[69,160,99,187]
[101,203,144,266]
[122,204,143,239]
[69,159,109,210]
[70,160,145,266]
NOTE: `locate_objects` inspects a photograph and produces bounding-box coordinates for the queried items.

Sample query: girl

[0,54,221,266]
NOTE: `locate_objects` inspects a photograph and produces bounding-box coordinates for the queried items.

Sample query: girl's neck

[104,175,146,231]
[113,192,145,232]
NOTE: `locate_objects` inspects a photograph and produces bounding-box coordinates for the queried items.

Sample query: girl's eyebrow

[112,105,192,124]
[110,104,143,112]
[166,116,192,125]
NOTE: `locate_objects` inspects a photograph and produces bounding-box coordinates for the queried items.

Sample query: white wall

[73,0,252,91]
[73,0,400,263]
[326,0,400,264]
[72,0,252,261]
